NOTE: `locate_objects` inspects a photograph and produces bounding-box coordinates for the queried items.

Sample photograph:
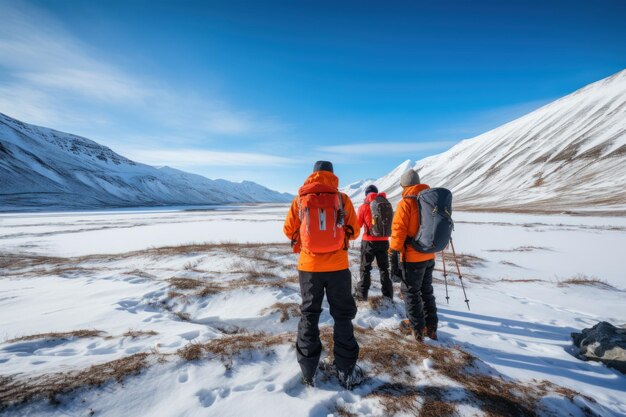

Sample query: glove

[389,249,402,281]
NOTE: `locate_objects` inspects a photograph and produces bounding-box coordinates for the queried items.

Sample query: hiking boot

[353,293,367,302]
[302,375,315,387]
[423,327,438,341]
[399,319,412,336]
[336,364,365,390]
[399,319,423,341]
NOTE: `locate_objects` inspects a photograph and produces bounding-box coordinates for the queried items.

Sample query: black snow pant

[296,269,359,381]
[389,250,402,283]
[401,259,438,332]
[355,240,393,299]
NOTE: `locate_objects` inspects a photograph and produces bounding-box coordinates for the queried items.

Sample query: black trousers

[296,269,359,381]
[356,240,393,299]
[401,259,438,331]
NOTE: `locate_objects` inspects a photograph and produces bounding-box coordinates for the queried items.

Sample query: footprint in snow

[196,387,230,408]
[178,330,200,341]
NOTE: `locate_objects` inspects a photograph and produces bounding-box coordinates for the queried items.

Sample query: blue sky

[1,0,625,193]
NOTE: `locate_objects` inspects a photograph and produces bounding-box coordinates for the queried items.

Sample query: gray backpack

[405,188,453,253]
[369,195,393,237]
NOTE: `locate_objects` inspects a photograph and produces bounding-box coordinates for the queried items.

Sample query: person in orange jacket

[389,169,438,341]
[283,161,363,388]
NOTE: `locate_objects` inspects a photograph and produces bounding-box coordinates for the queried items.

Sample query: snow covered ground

[1,205,625,416]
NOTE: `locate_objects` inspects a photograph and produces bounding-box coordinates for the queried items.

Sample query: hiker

[283,161,363,389]
[354,184,394,301]
[389,169,439,341]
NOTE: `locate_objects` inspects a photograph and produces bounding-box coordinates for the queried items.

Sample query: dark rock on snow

[571,321,626,373]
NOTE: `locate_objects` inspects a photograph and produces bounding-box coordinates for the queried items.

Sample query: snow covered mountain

[0,113,293,211]
[344,70,626,214]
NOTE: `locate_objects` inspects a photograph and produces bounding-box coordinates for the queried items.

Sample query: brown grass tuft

[557,274,616,290]
[261,302,301,322]
[0,353,149,409]
[441,252,485,269]
[499,278,545,283]
[6,330,105,343]
[122,329,158,339]
[177,342,205,361]
[176,332,292,366]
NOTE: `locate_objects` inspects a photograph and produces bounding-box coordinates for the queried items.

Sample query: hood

[365,192,386,203]
[302,170,339,188]
[402,183,429,197]
[299,170,339,195]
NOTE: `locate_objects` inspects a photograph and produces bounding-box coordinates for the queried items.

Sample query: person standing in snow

[389,169,439,341]
[354,184,394,301]
[283,161,363,389]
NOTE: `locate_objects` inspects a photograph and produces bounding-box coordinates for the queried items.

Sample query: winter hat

[364,184,378,196]
[313,160,334,173]
[400,169,420,187]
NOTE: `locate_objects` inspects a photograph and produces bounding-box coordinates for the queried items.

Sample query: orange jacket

[283,171,360,272]
[390,184,436,263]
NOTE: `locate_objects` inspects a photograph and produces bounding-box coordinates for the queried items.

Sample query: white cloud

[0,2,284,137]
[121,148,298,167]
[318,141,456,156]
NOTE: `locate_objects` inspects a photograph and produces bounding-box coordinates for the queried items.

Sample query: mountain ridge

[344,69,626,214]
[0,112,293,212]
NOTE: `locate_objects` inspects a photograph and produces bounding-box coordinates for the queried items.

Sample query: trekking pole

[449,238,470,311]
[441,248,450,304]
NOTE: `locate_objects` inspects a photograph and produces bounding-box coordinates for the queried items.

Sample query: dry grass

[335,406,359,417]
[0,353,149,409]
[367,295,393,312]
[167,277,224,298]
[1,242,292,279]
[557,274,616,290]
[499,278,545,283]
[441,252,485,269]
[177,332,292,365]
[486,246,551,253]
[6,330,105,343]
[532,177,545,187]
[261,302,301,322]
[323,326,592,417]
[177,342,205,361]
[122,329,158,339]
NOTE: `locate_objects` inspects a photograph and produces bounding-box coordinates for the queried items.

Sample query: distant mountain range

[345,69,626,214]
[0,113,293,211]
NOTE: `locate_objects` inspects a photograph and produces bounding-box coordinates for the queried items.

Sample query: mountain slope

[345,69,626,214]
[0,113,292,211]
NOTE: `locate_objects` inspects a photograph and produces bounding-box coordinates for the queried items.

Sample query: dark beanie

[364,184,378,195]
[313,160,334,173]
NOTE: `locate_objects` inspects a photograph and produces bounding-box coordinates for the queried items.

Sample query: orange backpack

[296,182,346,253]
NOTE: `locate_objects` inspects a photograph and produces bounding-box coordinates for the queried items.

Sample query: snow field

[0,206,625,416]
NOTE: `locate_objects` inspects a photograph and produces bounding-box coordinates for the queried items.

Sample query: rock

[571,321,626,373]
